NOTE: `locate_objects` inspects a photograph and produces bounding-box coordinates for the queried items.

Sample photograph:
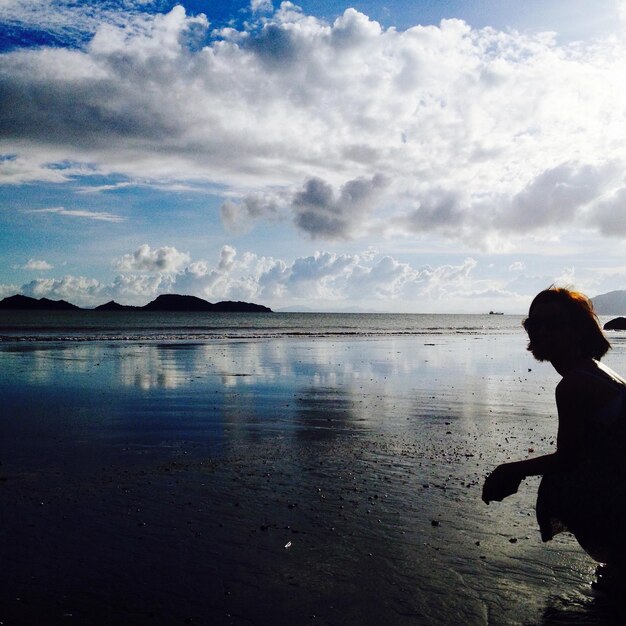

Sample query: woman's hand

[482,464,524,504]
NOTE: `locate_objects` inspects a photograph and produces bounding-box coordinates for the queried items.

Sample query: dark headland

[0,293,272,313]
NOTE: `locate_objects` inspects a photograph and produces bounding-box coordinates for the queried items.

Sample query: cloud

[0,283,19,298]
[250,0,273,14]
[108,272,168,298]
[8,241,605,310]
[114,244,190,273]
[3,3,626,245]
[220,191,284,233]
[0,154,86,184]
[0,0,162,48]
[220,173,388,240]
[77,181,135,193]
[246,22,298,68]
[587,187,626,236]
[22,259,53,270]
[217,245,237,272]
[0,244,487,309]
[508,261,526,271]
[21,274,103,301]
[400,188,467,236]
[496,161,620,233]
[504,267,578,297]
[16,271,167,305]
[28,206,125,222]
[292,174,388,240]
[171,247,482,307]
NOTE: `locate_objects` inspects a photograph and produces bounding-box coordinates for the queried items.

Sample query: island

[0,293,272,313]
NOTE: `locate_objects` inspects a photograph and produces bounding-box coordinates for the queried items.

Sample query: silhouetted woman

[482,287,626,589]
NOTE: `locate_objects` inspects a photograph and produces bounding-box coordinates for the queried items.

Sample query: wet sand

[2,334,626,625]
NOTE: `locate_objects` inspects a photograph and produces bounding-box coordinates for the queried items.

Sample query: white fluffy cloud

[114,244,190,273]
[0,283,19,298]
[5,241,616,311]
[250,0,273,14]
[3,3,626,245]
[22,259,53,270]
[0,243,531,310]
[21,275,103,301]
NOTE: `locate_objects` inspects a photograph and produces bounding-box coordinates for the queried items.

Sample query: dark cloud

[587,187,626,236]
[403,189,465,233]
[293,174,388,239]
[246,23,298,67]
[220,192,282,233]
[0,52,183,149]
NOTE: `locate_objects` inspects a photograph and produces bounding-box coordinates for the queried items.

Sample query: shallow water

[2,332,626,625]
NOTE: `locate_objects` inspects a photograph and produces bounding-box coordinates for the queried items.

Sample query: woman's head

[524,287,610,361]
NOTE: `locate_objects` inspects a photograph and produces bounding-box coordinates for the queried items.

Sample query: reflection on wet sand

[2,335,626,624]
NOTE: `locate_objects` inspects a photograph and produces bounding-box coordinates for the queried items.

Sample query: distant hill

[94,300,141,311]
[592,290,626,315]
[142,294,272,313]
[0,294,80,311]
[0,293,272,313]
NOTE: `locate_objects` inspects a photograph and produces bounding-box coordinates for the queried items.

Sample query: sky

[2,0,626,312]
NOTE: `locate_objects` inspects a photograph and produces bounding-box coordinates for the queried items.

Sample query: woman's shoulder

[557,362,625,401]
[560,361,626,385]
[558,362,626,422]
[595,362,626,386]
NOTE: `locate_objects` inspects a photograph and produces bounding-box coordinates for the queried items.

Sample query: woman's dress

[536,365,626,564]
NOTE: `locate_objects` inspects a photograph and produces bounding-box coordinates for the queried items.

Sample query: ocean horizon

[1,310,525,342]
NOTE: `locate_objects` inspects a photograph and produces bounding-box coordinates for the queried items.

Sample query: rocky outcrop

[604,317,626,331]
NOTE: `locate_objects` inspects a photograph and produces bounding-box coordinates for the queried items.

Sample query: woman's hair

[528,287,611,360]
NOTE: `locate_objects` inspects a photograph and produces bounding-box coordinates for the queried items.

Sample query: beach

[2,321,626,625]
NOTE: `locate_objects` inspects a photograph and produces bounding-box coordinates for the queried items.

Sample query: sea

[0,310,522,341]
[2,311,626,625]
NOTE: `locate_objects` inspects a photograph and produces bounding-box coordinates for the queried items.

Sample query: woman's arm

[482,374,588,504]
[495,452,562,479]
[481,457,548,504]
